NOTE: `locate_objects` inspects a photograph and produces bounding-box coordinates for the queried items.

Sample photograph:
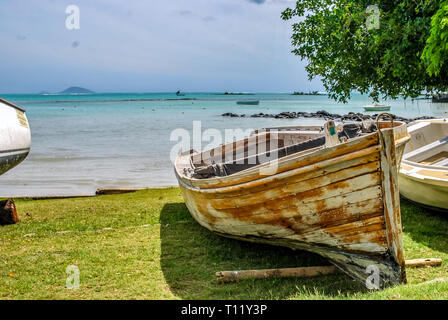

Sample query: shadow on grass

[159,202,366,299]
[401,198,448,254]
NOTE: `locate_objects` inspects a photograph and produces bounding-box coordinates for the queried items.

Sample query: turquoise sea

[1,92,447,197]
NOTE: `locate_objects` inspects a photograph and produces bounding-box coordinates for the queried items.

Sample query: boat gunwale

[176,138,409,195]
[399,169,448,188]
[0,97,26,113]
[177,132,376,188]
[176,121,409,191]
[176,144,382,194]
[401,158,448,171]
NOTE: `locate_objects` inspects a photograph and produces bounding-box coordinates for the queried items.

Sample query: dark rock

[222,110,435,123]
[0,199,19,226]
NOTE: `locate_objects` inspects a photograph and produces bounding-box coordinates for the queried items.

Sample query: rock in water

[0,199,19,225]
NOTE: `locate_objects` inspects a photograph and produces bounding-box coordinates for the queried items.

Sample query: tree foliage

[422,0,448,76]
[282,1,448,103]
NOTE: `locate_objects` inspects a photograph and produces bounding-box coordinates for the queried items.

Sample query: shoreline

[0,186,178,199]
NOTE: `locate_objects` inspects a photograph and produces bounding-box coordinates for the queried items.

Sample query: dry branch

[216,258,443,283]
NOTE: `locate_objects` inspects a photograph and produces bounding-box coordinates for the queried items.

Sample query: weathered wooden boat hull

[0,98,31,175]
[176,121,409,288]
[399,119,448,211]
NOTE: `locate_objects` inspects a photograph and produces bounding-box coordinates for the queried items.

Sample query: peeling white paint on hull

[175,121,410,288]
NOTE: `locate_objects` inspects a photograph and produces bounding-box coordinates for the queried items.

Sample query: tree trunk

[0,199,19,225]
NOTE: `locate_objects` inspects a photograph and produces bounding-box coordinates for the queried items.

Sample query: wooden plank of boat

[236,100,260,106]
[0,98,31,176]
[399,119,448,211]
[175,117,410,288]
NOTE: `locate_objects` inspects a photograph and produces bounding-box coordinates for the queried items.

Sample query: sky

[0,0,323,93]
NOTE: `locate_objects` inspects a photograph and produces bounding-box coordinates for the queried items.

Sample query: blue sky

[0,0,323,93]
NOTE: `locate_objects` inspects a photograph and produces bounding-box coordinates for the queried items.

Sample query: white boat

[0,98,31,175]
[364,104,391,112]
[399,119,448,211]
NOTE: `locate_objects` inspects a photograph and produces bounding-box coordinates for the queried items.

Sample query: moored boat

[175,115,410,288]
[364,104,391,112]
[432,92,448,103]
[399,119,448,211]
[236,100,260,106]
[0,98,31,175]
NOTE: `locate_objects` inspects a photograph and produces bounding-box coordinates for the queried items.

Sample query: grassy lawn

[0,187,447,300]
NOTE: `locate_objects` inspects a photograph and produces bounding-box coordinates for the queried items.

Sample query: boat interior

[404,120,448,168]
[183,121,381,179]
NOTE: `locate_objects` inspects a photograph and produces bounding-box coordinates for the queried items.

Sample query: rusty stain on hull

[175,121,410,289]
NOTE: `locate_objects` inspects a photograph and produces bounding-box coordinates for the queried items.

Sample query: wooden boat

[0,98,31,175]
[364,104,391,112]
[175,115,410,288]
[236,100,260,106]
[399,119,448,211]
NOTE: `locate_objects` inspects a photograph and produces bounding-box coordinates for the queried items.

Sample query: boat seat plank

[405,136,448,160]
[420,151,448,166]
[434,158,448,167]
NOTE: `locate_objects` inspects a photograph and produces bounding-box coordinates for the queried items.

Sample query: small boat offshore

[364,104,391,112]
[175,115,410,288]
[236,100,260,106]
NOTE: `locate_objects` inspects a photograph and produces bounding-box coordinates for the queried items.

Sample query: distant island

[58,87,95,94]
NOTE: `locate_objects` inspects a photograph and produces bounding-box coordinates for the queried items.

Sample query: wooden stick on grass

[216,266,336,284]
[216,259,443,283]
[405,258,442,268]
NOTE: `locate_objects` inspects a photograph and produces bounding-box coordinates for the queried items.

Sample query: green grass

[0,187,447,300]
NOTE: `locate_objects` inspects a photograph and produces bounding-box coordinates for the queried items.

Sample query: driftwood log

[95,188,146,195]
[216,259,443,283]
[404,258,443,267]
[0,199,19,225]
[216,266,336,284]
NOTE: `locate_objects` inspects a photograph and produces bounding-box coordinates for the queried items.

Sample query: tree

[422,1,448,76]
[282,1,448,103]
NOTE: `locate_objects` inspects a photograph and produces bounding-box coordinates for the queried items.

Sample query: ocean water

[1,92,446,197]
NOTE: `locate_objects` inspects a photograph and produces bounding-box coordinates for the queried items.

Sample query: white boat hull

[0,98,31,175]
[399,170,448,210]
[399,119,448,211]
